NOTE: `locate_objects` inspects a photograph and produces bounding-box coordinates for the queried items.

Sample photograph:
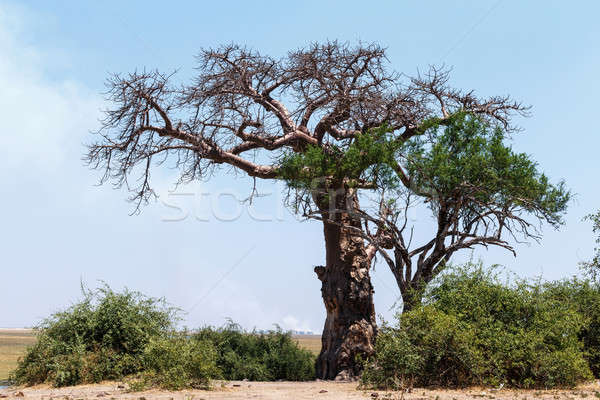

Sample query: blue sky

[1,1,599,332]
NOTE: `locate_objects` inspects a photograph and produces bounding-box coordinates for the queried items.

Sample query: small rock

[15,392,24,398]
[117,385,125,389]
[138,397,147,400]
[319,390,328,393]
[335,370,351,381]
[0,395,8,399]
[371,393,380,398]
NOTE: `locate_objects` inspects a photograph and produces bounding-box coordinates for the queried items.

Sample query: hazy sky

[1,1,599,332]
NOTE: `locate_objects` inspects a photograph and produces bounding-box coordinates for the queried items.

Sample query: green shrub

[362,263,593,390]
[542,279,600,377]
[194,323,315,381]
[137,334,220,390]
[362,307,483,389]
[360,327,424,390]
[12,285,180,387]
[11,286,315,388]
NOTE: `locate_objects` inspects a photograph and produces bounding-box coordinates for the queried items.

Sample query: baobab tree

[86,42,526,379]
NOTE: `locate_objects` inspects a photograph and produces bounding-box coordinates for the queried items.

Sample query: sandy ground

[2,381,600,400]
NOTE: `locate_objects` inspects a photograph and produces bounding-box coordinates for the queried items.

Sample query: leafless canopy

[86,41,527,210]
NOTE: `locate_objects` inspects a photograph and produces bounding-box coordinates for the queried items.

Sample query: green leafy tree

[280,111,569,312]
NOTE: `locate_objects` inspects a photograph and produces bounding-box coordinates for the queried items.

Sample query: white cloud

[281,315,316,333]
[0,4,101,171]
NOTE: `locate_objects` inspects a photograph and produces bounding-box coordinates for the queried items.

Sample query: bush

[361,308,483,389]
[194,323,315,381]
[11,285,184,387]
[134,334,220,390]
[12,286,315,388]
[542,279,600,377]
[361,264,593,389]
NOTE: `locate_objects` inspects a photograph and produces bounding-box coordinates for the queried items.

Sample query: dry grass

[293,334,321,355]
[0,329,35,382]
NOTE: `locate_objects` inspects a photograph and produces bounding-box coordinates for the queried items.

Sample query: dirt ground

[3,381,600,400]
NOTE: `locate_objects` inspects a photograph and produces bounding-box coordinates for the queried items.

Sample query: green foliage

[12,285,178,387]
[361,310,480,389]
[278,113,569,229]
[361,264,594,390]
[404,113,569,226]
[581,210,600,280]
[542,278,600,377]
[136,334,220,390]
[193,323,315,381]
[278,126,400,189]
[11,288,315,388]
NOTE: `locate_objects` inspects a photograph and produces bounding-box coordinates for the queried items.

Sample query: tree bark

[314,189,377,380]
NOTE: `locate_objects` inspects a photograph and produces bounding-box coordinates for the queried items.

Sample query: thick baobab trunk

[314,190,377,380]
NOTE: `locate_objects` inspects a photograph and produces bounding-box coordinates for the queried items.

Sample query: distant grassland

[293,334,321,355]
[0,329,36,381]
[0,330,320,381]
